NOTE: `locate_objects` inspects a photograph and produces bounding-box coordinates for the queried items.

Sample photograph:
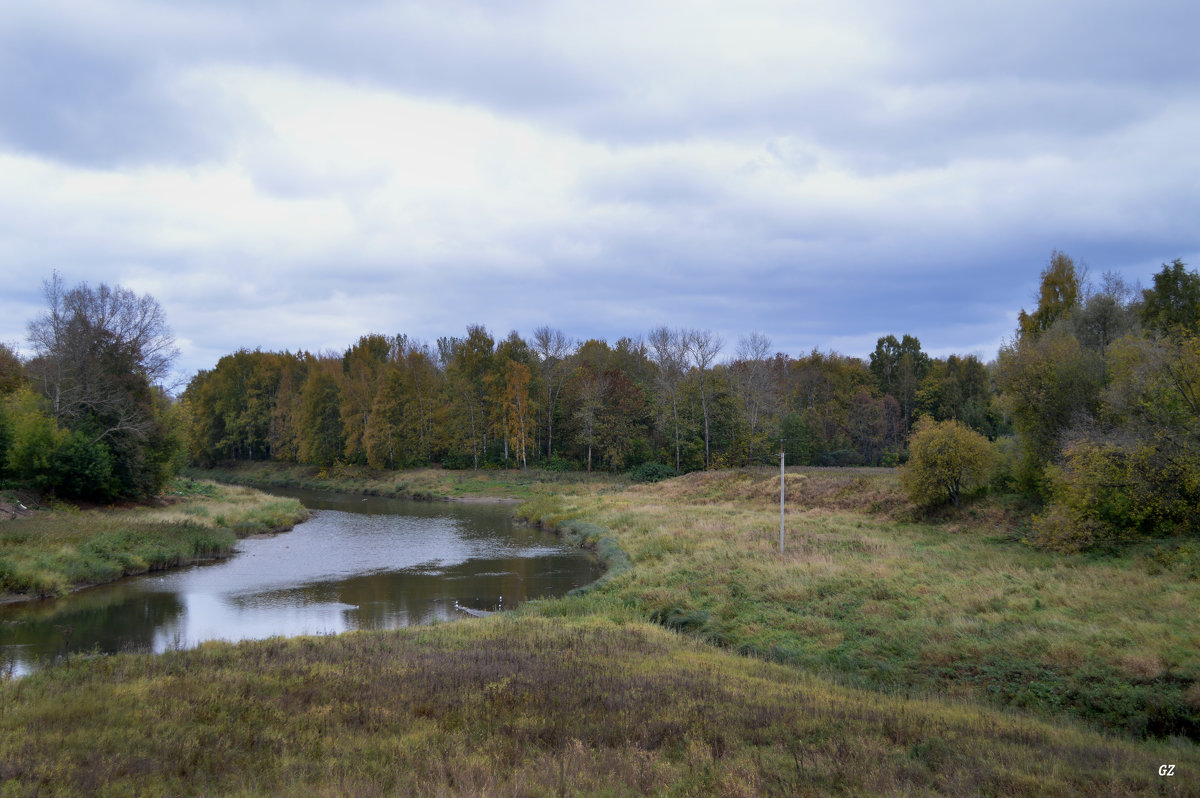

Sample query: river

[0,487,601,677]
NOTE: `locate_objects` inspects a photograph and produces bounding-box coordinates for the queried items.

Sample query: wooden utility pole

[779,445,785,554]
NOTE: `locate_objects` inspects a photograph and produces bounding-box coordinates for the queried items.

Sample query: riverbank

[0,479,308,602]
[2,464,1197,794]
[186,461,626,502]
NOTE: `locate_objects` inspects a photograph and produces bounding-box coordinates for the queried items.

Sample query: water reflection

[1,488,600,676]
[0,589,186,670]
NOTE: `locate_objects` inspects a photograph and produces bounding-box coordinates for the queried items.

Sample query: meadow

[1,464,1197,795]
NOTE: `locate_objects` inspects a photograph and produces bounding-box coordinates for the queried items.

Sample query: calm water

[0,487,601,676]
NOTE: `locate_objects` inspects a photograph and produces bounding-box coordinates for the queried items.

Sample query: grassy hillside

[519,468,1200,739]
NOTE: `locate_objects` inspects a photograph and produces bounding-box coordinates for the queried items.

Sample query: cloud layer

[3,1,1198,380]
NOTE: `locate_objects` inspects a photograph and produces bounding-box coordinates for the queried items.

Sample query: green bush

[50,431,117,502]
[439,452,473,470]
[5,389,64,485]
[901,417,994,508]
[627,462,677,483]
[1032,436,1200,551]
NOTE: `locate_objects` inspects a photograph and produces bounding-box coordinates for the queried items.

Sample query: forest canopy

[180,327,972,476]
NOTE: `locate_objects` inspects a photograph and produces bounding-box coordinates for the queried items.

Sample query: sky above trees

[2,1,1198,382]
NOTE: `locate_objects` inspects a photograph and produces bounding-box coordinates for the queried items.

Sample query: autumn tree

[597,368,652,470]
[365,360,410,471]
[339,334,390,464]
[397,338,443,465]
[572,367,606,472]
[1017,251,1082,339]
[732,332,778,465]
[901,417,995,507]
[440,326,495,469]
[268,354,308,462]
[0,343,25,470]
[999,255,1102,494]
[496,358,535,469]
[869,334,929,432]
[0,342,23,396]
[648,327,687,471]
[996,325,1104,493]
[781,349,875,465]
[914,354,996,437]
[1033,333,1200,549]
[184,349,286,463]
[1073,271,1140,352]
[298,359,344,467]
[847,389,902,466]
[360,336,442,470]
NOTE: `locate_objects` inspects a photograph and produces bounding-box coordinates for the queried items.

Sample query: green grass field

[2,464,1197,795]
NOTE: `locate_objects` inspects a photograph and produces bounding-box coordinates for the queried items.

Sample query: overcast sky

[3,1,1198,383]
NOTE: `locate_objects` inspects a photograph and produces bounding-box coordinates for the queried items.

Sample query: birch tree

[685,328,722,468]
[572,368,607,472]
[648,326,687,471]
[734,332,776,466]
[531,326,575,461]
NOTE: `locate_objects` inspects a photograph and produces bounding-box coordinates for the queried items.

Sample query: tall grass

[1,616,1192,796]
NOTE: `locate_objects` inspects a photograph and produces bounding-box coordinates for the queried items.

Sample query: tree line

[180,325,1004,477]
[3,254,1198,554]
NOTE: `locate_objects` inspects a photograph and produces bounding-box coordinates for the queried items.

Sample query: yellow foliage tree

[901,417,995,508]
[501,359,534,469]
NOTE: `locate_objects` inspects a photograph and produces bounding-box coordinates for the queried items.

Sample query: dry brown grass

[651,467,910,517]
[1119,653,1169,682]
[1185,682,1200,711]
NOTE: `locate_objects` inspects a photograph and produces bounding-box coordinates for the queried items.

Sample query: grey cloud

[885,2,1200,86]
[0,10,246,168]
[4,0,1200,382]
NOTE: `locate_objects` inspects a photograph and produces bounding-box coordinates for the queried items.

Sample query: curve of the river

[0,487,601,677]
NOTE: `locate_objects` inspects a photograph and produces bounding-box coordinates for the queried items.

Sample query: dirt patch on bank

[0,501,35,521]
